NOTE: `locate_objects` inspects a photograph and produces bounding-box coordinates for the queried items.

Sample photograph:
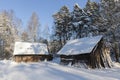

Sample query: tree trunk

[114,42,119,62]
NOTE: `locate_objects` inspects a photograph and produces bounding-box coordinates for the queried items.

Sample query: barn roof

[57,35,103,55]
[13,42,49,55]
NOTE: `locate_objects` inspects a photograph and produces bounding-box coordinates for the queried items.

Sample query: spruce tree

[71,3,93,38]
[53,5,71,48]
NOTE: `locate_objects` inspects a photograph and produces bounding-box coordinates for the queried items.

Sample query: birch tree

[0,10,22,59]
[27,12,40,42]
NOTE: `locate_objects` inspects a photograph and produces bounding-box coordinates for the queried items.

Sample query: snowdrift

[0,60,120,80]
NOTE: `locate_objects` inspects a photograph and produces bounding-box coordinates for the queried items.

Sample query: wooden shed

[57,35,113,68]
[13,42,53,62]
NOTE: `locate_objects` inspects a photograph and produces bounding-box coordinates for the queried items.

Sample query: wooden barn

[57,35,113,68]
[13,42,53,62]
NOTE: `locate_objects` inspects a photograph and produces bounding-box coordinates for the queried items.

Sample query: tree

[53,5,71,47]
[71,3,93,38]
[27,12,40,42]
[86,0,120,62]
[100,0,120,62]
[42,24,50,41]
[0,10,22,59]
[21,30,29,42]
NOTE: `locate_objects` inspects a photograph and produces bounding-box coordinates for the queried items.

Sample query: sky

[0,0,88,29]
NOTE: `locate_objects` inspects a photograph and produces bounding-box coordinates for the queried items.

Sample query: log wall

[13,55,53,62]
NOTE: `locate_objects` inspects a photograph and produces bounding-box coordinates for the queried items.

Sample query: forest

[0,0,120,63]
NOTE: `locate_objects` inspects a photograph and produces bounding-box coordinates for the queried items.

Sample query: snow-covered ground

[0,60,120,80]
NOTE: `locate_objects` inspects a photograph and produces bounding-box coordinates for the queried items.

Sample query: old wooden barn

[57,35,113,68]
[13,42,52,62]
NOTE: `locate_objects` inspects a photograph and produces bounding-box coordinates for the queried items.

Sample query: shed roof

[57,35,103,55]
[13,42,49,55]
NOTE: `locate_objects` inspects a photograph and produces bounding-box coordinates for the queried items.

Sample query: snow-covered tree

[85,0,120,62]
[0,10,22,59]
[53,5,71,47]
[42,24,50,41]
[84,0,101,36]
[71,3,93,38]
[27,12,40,42]
[21,30,29,42]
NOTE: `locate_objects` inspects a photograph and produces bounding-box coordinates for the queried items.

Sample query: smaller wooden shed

[57,35,113,68]
[13,42,52,62]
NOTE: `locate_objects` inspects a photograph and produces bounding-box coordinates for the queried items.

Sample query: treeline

[0,10,49,59]
[0,10,21,59]
[50,0,120,62]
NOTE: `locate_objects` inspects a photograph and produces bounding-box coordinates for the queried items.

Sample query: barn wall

[14,55,53,62]
[89,38,112,68]
[60,54,90,66]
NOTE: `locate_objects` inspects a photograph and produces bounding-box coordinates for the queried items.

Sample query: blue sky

[0,0,89,29]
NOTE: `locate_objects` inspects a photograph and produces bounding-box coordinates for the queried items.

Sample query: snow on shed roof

[57,35,103,55]
[13,42,49,55]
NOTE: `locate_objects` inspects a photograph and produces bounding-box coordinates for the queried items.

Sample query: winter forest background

[0,0,120,62]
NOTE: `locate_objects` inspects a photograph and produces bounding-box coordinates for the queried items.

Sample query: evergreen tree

[84,0,101,36]
[71,3,92,38]
[86,0,120,62]
[100,0,120,62]
[53,5,71,47]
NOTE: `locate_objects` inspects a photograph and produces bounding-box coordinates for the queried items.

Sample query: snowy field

[0,60,120,80]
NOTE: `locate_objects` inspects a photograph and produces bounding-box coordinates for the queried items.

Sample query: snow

[72,22,79,27]
[0,60,120,80]
[57,35,103,55]
[13,42,48,55]
[114,0,119,2]
[74,3,80,8]
[113,62,120,68]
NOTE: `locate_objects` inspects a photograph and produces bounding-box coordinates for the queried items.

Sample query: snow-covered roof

[13,42,49,55]
[57,35,103,55]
